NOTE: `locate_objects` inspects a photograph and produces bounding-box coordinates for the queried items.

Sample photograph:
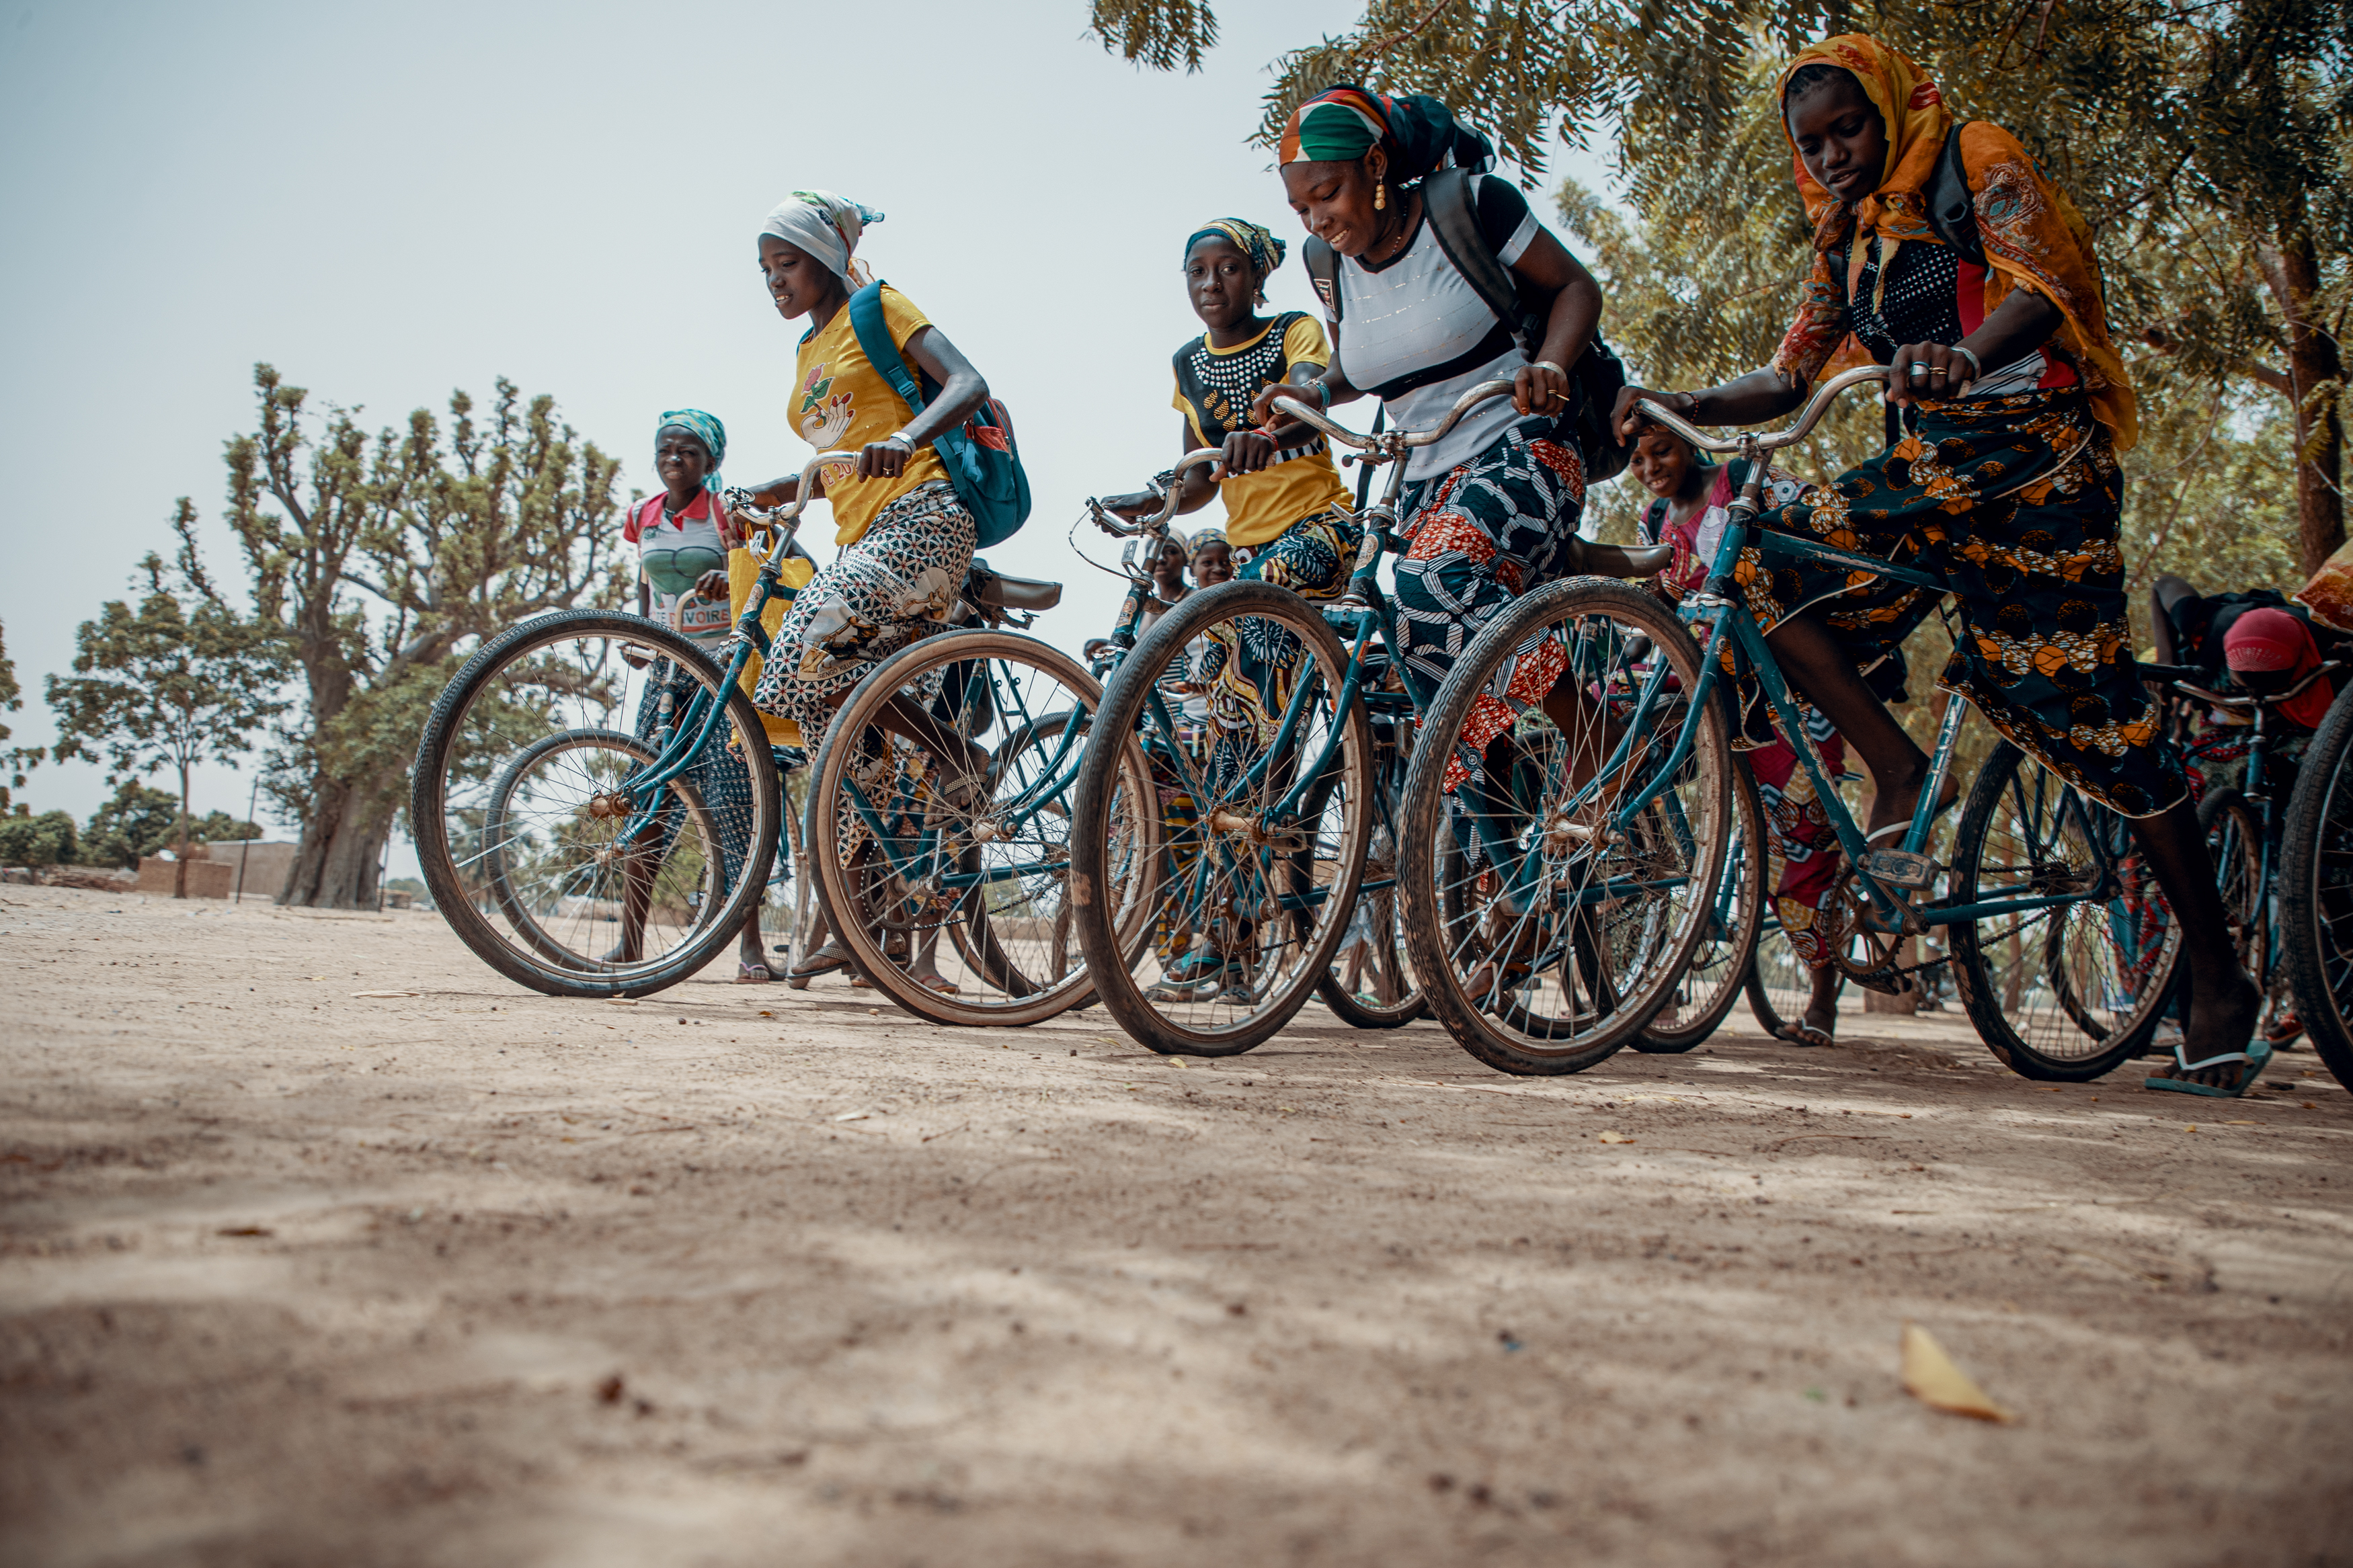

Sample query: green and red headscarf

[1275,84,1494,182]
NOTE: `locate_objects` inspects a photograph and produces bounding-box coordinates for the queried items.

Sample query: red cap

[2223,607,2315,673]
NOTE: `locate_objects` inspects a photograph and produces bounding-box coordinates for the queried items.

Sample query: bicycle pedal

[1863,848,1940,889]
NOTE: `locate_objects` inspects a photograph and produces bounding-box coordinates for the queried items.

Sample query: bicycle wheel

[1316,717,1427,1028]
[412,608,779,998]
[1636,753,1764,1052]
[1070,581,1374,1057]
[2280,685,2353,1091]
[1944,741,2180,1080]
[807,630,1154,1028]
[1399,579,1734,1076]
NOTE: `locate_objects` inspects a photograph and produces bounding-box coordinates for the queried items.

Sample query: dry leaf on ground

[350,991,418,999]
[1597,1130,1635,1144]
[1901,1321,2013,1422]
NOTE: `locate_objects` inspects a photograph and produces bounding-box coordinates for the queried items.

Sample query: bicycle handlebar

[1270,378,1519,452]
[1634,364,1893,456]
[730,450,865,531]
[1084,446,1225,539]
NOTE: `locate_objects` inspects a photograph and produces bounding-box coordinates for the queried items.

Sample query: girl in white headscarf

[741,188,998,997]
[741,190,994,761]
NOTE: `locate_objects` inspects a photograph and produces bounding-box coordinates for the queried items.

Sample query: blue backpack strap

[846,281,928,417]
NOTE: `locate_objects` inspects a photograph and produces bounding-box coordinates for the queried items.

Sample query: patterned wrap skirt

[751,481,978,756]
[1392,415,1589,798]
[1732,388,2184,819]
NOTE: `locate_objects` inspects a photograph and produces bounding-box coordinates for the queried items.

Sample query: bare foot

[1866,765,1962,842]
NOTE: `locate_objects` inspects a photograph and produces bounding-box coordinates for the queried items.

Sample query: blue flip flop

[2143,1034,2273,1098]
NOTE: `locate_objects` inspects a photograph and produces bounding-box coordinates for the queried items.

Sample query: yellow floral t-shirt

[795,284,952,546]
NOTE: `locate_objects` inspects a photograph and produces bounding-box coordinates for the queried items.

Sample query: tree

[76,780,256,869]
[1087,0,2350,569]
[222,366,627,909]
[46,525,292,898]
[0,810,76,869]
[0,620,40,814]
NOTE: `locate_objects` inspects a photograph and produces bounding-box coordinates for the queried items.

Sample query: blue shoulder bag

[844,281,1031,548]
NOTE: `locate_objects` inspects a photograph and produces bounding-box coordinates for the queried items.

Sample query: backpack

[844,281,1031,548]
[1302,168,1633,484]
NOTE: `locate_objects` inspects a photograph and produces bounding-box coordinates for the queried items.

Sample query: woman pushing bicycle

[740,190,994,782]
[1244,85,1607,808]
[1612,36,2261,1096]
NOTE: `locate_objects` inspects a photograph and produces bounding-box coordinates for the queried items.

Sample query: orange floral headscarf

[1773,35,2139,450]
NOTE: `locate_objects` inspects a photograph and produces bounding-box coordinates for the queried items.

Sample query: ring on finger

[1909,361,1933,377]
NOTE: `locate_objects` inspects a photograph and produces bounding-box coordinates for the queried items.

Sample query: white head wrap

[760,190,884,287]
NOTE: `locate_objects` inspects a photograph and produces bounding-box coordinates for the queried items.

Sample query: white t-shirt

[1334,175,1544,479]
[624,491,733,652]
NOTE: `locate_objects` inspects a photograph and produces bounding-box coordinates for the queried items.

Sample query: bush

[0,809,79,868]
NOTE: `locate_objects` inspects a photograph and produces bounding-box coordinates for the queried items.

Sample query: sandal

[1146,952,1226,1003]
[913,973,961,996]
[736,960,772,984]
[1775,1020,1834,1048]
[2144,1034,2273,1098]
[787,943,852,989]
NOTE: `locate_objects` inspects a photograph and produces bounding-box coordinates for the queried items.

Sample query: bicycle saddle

[963,562,1063,612]
[1564,537,1674,579]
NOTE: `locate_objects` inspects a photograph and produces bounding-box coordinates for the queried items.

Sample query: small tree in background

[0,810,76,870]
[46,522,292,897]
[0,620,43,815]
[76,780,257,869]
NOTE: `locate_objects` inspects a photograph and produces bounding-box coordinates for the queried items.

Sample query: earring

[1374,181,1386,211]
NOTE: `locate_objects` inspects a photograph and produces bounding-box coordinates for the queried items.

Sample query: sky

[0,0,1618,863]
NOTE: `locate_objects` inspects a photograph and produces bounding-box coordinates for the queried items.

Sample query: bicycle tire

[1398,578,1733,1076]
[1635,753,1765,1052]
[1069,580,1374,1057]
[1944,741,2179,1081]
[411,608,779,999]
[2279,683,2353,1091]
[1316,733,1427,1028]
[807,630,1153,1028]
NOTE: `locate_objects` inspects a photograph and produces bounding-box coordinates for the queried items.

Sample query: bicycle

[1394,365,2186,1079]
[2252,661,2353,1091]
[1066,382,1668,1057]
[413,447,1150,1018]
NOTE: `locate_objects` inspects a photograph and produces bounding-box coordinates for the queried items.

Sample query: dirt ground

[1,882,2348,1567]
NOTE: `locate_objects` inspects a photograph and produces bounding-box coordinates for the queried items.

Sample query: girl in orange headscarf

[1613,36,2264,1096]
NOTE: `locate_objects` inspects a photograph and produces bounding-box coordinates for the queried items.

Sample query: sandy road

[1,880,2348,1567]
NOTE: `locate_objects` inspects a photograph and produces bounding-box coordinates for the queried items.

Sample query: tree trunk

[279,772,395,909]
[2264,226,2346,576]
[174,761,191,901]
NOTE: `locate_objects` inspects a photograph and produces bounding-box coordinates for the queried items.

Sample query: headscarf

[1185,526,1228,565]
[2225,608,2332,727]
[655,409,727,493]
[1275,84,1493,183]
[760,190,883,287]
[1183,218,1287,304]
[1773,36,2139,449]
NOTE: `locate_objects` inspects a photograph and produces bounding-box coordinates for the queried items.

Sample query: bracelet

[1313,380,1334,410]
[1533,360,1568,378]
[1950,345,1982,378]
[881,431,914,451]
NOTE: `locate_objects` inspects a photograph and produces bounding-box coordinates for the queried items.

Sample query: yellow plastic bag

[728,546,815,746]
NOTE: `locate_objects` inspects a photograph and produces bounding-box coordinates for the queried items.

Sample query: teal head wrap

[1183,218,1289,304]
[656,409,727,493]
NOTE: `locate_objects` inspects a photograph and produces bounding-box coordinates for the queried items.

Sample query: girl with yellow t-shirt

[1101,218,1358,603]
[741,189,994,766]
